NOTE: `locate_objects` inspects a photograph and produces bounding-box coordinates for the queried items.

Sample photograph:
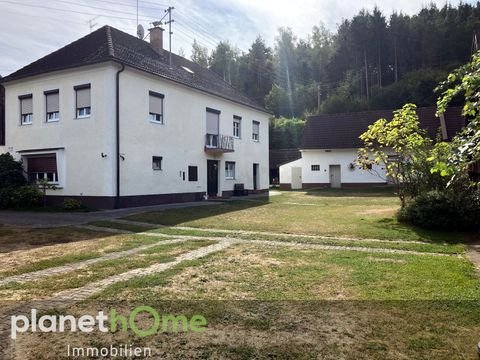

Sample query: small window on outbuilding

[311,165,320,171]
[152,156,163,170]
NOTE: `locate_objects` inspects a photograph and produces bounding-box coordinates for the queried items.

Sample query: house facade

[1,26,269,208]
[280,107,464,189]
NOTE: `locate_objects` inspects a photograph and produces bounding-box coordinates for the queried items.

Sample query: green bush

[63,198,83,210]
[398,189,480,231]
[0,153,27,188]
[0,186,42,209]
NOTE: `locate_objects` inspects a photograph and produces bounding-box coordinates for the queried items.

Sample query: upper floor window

[225,161,235,179]
[45,89,60,122]
[233,115,241,138]
[19,94,33,125]
[74,84,91,118]
[149,91,164,124]
[252,120,260,142]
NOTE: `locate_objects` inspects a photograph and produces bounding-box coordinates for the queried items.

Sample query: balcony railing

[205,133,234,153]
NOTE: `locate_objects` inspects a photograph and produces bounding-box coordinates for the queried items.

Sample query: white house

[1,25,269,208]
[280,107,464,189]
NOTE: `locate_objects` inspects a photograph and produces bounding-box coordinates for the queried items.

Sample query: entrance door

[207,160,219,196]
[253,163,259,191]
[291,167,302,190]
[329,165,341,188]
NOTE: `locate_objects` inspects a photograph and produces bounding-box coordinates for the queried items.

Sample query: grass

[89,220,156,233]
[94,243,480,301]
[0,240,216,299]
[125,189,471,243]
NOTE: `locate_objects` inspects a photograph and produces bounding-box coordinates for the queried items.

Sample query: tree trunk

[364,49,369,103]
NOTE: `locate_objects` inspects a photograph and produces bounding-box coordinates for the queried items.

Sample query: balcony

[205,133,234,153]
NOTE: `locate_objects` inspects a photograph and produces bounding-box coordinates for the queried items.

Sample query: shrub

[63,198,83,210]
[398,189,480,231]
[0,153,26,188]
[0,186,42,209]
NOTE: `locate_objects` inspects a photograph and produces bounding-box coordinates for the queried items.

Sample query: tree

[190,39,209,67]
[356,104,437,207]
[435,51,480,183]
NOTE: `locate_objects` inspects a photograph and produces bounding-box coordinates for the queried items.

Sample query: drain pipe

[115,63,125,208]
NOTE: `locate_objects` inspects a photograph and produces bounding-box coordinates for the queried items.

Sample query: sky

[0,0,474,77]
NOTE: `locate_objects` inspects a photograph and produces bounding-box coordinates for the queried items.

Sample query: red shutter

[28,156,57,172]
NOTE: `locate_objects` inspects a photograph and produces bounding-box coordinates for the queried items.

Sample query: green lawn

[3,189,479,359]
[125,189,470,243]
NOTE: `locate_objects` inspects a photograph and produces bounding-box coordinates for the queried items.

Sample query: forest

[189,3,480,149]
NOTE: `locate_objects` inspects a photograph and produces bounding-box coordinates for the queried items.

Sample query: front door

[291,167,302,189]
[207,160,219,196]
[253,163,259,191]
[329,165,341,189]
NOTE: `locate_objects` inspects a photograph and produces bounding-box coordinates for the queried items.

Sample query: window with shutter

[252,121,260,141]
[74,84,91,118]
[19,94,33,125]
[149,91,164,124]
[27,155,58,183]
[45,90,60,122]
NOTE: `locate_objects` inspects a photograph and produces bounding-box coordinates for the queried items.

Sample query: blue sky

[0,0,473,77]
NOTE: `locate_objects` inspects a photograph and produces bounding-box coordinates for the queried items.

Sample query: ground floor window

[188,166,198,181]
[152,156,163,170]
[225,161,235,179]
[27,155,58,184]
[311,164,320,171]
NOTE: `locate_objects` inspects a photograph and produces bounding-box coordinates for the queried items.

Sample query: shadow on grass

[124,197,271,227]
[0,226,122,253]
[304,185,396,198]
[375,217,473,244]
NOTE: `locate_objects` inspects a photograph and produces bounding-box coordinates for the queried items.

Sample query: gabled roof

[301,106,465,150]
[269,148,302,168]
[2,26,267,113]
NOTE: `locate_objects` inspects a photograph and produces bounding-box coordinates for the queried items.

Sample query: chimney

[149,26,164,55]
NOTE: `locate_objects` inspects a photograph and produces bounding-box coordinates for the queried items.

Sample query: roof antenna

[88,16,100,33]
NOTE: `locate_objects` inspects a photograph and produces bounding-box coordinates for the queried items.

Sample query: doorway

[329,165,341,188]
[291,167,302,189]
[207,160,219,196]
[253,163,259,191]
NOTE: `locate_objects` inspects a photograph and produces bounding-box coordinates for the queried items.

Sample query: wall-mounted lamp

[120,154,125,161]
[101,152,108,158]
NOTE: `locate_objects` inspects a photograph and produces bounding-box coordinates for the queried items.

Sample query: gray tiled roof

[301,106,465,149]
[2,26,267,113]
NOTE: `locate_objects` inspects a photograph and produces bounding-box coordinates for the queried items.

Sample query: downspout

[115,63,125,208]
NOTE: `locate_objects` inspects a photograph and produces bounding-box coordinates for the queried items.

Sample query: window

[152,156,163,170]
[252,120,260,141]
[149,91,164,124]
[188,166,198,181]
[206,108,220,147]
[45,90,60,122]
[311,165,320,171]
[27,155,58,184]
[19,94,33,125]
[233,115,241,138]
[225,161,235,179]
[74,84,91,118]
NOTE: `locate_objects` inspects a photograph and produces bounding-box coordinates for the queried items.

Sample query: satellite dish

[137,24,145,39]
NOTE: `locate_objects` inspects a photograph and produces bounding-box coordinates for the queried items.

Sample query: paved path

[51,238,236,302]
[0,239,187,287]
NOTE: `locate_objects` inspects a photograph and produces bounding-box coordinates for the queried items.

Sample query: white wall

[280,149,386,186]
[4,63,117,197]
[118,68,269,196]
[4,63,270,198]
